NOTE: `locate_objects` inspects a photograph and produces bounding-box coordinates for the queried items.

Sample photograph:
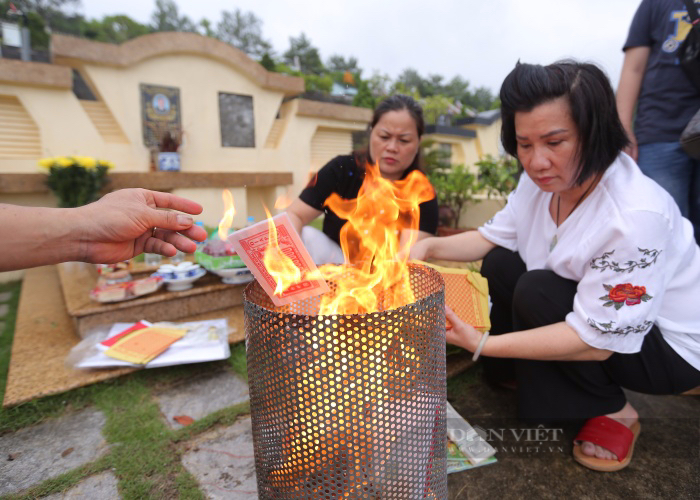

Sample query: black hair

[361,94,425,172]
[499,60,630,186]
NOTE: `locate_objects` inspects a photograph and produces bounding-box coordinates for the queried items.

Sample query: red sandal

[573,416,641,472]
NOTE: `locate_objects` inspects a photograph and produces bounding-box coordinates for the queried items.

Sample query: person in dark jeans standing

[617,0,700,243]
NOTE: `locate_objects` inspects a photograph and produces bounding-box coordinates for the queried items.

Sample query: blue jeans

[638,142,700,244]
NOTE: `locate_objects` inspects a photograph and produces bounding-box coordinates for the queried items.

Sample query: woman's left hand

[444,305,483,352]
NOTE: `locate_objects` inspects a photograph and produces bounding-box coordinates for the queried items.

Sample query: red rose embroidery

[600,284,652,310]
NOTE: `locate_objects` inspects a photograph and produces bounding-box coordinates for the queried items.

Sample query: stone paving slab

[182,416,257,499]
[0,408,109,496]
[0,291,12,303]
[156,369,249,429]
[0,303,9,318]
[43,471,120,500]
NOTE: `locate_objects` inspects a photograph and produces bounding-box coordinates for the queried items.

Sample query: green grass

[0,282,254,499]
[309,216,324,231]
[0,281,21,412]
[0,270,480,498]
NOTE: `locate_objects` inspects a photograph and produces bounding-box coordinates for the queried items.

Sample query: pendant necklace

[549,175,599,252]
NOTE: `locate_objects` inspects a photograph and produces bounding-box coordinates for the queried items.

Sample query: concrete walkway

[1,363,698,498]
[1,284,698,498]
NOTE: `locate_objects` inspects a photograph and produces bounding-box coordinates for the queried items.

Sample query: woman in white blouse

[410,61,700,472]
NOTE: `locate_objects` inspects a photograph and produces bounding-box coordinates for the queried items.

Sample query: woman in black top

[286,95,439,264]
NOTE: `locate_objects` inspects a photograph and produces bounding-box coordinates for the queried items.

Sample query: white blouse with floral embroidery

[478,153,700,369]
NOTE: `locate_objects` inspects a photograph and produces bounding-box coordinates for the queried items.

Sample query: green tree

[393,68,424,95]
[352,80,375,109]
[150,0,196,32]
[421,138,451,177]
[462,86,498,112]
[441,75,470,100]
[327,54,359,73]
[82,15,151,44]
[216,8,271,58]
[366,70,391,98]
[429,164,478,228]
[303,73,333,93]
[199,18,215,37]
[476,155,519,206]
[26,11,49,48]
[1,0,76,46]
[421,94,454,125]
[16,0,80,29]
[259,52,276,71]
[283,32,325,75]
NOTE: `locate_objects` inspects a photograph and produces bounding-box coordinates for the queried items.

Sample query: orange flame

[318,161,434,314]
[218,190,236,241]
[262,205,301,296]
[262,161,434,313]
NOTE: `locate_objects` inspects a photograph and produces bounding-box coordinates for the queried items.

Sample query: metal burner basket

[243,263,446,499]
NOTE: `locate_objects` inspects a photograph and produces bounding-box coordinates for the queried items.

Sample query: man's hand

[74,188,208,264]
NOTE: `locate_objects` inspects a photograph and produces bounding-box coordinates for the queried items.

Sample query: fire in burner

[244,263,447,499]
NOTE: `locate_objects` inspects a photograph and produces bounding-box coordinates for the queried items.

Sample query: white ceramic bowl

[154,267,206,291]
[210,267,255,285]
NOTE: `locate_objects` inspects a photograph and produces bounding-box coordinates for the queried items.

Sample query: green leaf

[603,284,613,291]
[603,301,615,307]
[614,302,624,310]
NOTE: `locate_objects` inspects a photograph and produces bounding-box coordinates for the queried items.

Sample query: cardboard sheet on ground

[71,319,231,369]
[415,261,491,332]
[3,266,247,407]
[228,213,329,306]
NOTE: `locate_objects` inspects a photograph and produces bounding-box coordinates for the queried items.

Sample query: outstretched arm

[408,229,496,263]
[0,188,208,272]
[285,197,323,235]
[444,307,612,362]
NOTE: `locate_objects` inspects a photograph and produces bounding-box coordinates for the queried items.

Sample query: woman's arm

[285,198,323,235]
[0,189,207,272]
[398,229,433,251]
[445,308,612,362]
[409,230,497,263]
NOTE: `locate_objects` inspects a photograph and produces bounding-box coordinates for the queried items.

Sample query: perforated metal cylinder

[243,263,447,499]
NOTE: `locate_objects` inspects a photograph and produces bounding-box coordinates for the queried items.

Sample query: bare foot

[579,402,639,460]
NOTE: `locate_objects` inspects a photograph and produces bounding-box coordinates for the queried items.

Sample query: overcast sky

[81,0,639,94]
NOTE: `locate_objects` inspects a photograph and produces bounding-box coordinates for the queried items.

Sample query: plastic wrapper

[65,318,231,370]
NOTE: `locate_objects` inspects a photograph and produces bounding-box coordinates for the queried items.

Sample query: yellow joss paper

[105,327,186,365]
[414,261,491,332]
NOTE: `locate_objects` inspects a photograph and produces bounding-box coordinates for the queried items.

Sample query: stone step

[181,416,257,499]
[0,408,109,496]
[155,369,249,430]
[43,471,120,500]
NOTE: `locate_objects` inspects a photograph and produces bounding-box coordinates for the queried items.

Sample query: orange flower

[608,283,647,306]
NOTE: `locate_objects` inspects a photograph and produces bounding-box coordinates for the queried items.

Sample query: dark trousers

[480,247,700,422]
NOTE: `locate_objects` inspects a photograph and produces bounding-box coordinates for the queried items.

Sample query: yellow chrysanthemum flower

[37,157,54,169]
[56,156,73,167]
[76,156,97,169]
